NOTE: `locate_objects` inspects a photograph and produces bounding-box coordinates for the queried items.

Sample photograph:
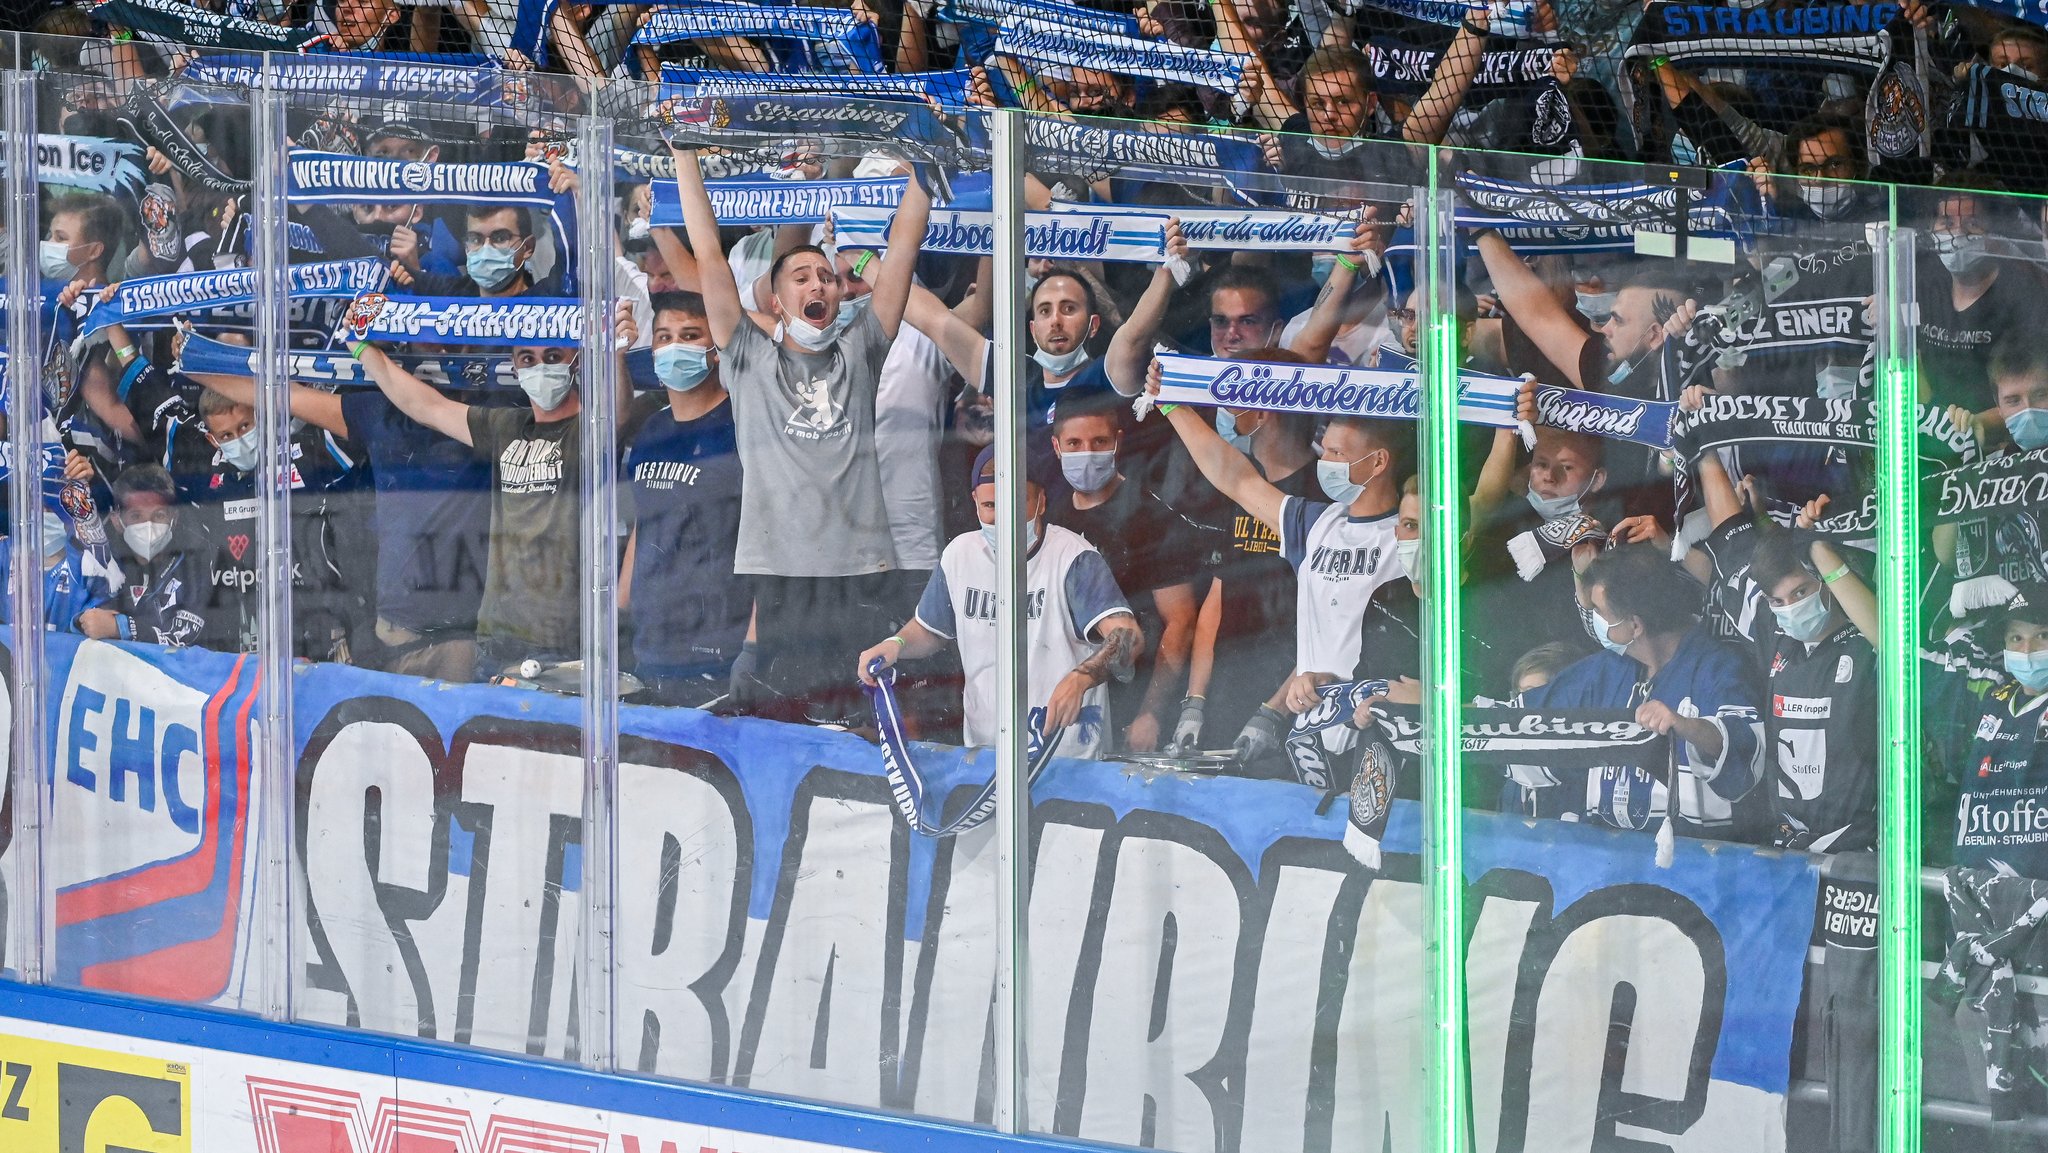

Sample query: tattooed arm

[1045,614,1144,734]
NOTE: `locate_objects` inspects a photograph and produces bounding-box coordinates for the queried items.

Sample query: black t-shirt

[1916,259,2042,414]
[339,390,493,634]
[621,398,749,676]
[1463,494,1608,696]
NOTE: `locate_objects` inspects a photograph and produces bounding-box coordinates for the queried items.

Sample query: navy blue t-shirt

[340,391,494,633]
[622,398,749,675]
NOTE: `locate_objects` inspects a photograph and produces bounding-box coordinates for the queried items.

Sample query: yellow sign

[0,1033,191,1153]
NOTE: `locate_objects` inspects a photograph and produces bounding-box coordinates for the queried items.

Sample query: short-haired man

[857,447,1143,761]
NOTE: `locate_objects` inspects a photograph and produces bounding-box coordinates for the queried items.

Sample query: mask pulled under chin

[779,309,846,351]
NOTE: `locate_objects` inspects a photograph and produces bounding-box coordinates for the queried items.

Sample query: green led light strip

[1419,157,1469,1153]
[1876,213,1922,1153]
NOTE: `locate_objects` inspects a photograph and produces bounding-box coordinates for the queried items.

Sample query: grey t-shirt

[468,405,581,656]
[721,307,897,577]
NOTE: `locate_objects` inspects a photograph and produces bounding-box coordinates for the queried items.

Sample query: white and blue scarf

[994,18,1248,94]
[340,295,585,348]
[82,259,386,337]
[865,661,1062,837]
[829,204,1169,262]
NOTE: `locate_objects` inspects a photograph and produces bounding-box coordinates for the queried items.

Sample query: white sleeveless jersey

[922,523,1126,760]
[1279,497,1404,681]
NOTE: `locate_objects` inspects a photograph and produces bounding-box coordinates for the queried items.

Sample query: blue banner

[285,151,559,208]
[661,64,971,107]
[180,52,516,106]
[81,259,387,337]
[650,171,992,227]
[19,630,1818,1147]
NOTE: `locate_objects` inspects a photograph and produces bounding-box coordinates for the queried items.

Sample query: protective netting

[19,0,2048,194]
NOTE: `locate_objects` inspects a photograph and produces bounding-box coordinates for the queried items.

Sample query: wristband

[1461,17,1489,35]
[1157,402,1179,414]
[850,249,875,280]
[348,340,371,359]
[1335,253,1361,273]
[1821,564,1851,585]
[1650,55,1671,70]
[886,635,907,648]
[113,344,137,363]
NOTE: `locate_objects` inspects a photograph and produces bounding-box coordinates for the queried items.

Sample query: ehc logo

[0,1033,191,1152]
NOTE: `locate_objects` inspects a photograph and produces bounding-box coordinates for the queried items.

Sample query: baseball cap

[2001,581,2048,627]
[365,117,432,146]
[969,445,1048,494]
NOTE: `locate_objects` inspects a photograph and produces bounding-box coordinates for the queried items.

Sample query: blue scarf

[1024,117,1267,184]
[829,204,1170,262]
[339,294,584,347]
[1151,352,1525,429]
[660,65,971,107]
[633,4,883,73]
[864,660,1063,837]
[286,151,559,208]
[180,52,514,107]
[91,0,332,52]
[82,259,386,337]
[994,18,1248,93]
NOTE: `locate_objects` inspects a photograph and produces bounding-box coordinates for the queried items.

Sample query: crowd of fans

[5,0,2048,1140]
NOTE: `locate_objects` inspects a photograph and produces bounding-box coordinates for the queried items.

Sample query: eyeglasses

[1387,307,1418,324]
[464,229,524,250]
[1792,156,1859,179]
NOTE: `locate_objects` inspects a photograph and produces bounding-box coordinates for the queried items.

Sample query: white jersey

[916,523,1130,760]
[1278,497,1404,680]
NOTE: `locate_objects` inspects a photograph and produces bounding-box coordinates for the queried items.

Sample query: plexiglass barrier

[4,30,2047,1152]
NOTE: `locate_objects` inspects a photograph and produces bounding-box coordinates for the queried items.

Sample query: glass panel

[1447,142,1883,1151]
[0,43,23,983]
[270,73,597,1056]
[597,86,1001,1119]
[1007,107,1431,1150]
[14,36,273,1012]
[1908,181,2048,1152]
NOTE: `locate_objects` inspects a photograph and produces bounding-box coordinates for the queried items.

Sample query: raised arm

[1105,220,1188,396]
[353,343,473,446]
[649,214,703,293]
[905,282,990,390]
[1287,212,1384,363]
[869,171,931,340]
[184,370,350,440]
[1146,361,1289,533]
[671,144,746,347]
[1401,11,1490,146]
[1475,230,1591,388]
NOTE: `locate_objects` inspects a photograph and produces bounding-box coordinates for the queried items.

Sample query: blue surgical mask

[837,295,871,327]
[2008,407,2048,451]
[1032,343,1091,377]
[39,239,77,281]
[466,242,521,291]
[1217,409,1254,454]
[654,342,712,392]
[218,426,260,472]
[1317,457,1364,504]
[1575,290,1616,324]
[1311,252,1339,286]
[1587,605,1634,656]
[1061,449,1118,494]
[980,520,1041,553]
[40,510,69,559]
[2007,647,2048,693]
[1527,488,1583,521]
[1771,587,1834,643]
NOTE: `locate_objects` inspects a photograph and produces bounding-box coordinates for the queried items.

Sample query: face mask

[980,520,1042,553]
[1772,587,1834,643]
[1670,132,1702,168]
[39,239,77,281]
[1032,342,1092,377]
[1527,487,1584,521]
[1816,364,1860,401]
[218,426,260,472]
[837,296,871,328]
[1311,252,1339,287]
[1575,290,1616,323]
[40,511,69,559]
[1061,449,1118,494]
[1318,457,1365,504]
[626,216,651,242]
[1797,181,1857,221]
[2007,647,2048,693]
[517,362,576,410]
[780,309,845,351]
[2007,407,2048,451]
[1307,134,1366,159]
[654,342,711,392]
[1587,606,1634,656]
[1023,273,1042,297]
[123,520,173,562]
[1396,537,1420,580]
[466,242,522,291]
[1936,231,1989,276]
[2008,64,2042,84]
[1217,409,1254,455]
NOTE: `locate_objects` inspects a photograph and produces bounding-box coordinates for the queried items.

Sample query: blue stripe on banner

[829,205,1169,261]
[286,151,557,207]
[649,172,992,228]
[994,18,1247,93]
[1024,117,1267,181]
[631,0,888,68]
[660,64,971,106]
[1051,201,1358,251]
[179,52,511,104]
[176,330,603,391]
[1153,351,1526,426]
[347,296,584,347]
[81,259,387,337]
[939,0,1139,36]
